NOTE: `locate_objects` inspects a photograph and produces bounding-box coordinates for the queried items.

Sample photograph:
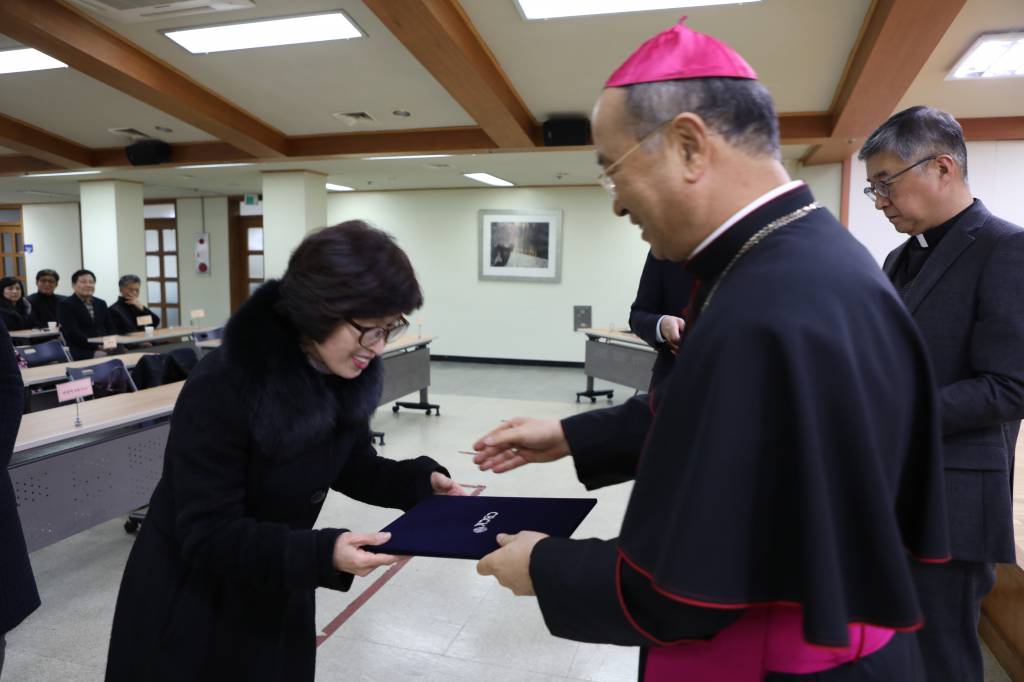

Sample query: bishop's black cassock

[529,184,950,681]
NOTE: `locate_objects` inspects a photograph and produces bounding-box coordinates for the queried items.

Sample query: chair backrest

[194,327,224,341]
[19,339,71,367]
[130,354,167,390]
[66,358,137,398]
[162,347,199,384]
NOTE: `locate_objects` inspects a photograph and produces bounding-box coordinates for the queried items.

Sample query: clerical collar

[909,200,975,250]
[685,181,814,282]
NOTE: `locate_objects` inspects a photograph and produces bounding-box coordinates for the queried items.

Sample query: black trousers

[911,559,997,682]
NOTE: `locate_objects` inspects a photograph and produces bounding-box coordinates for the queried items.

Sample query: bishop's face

[592,89,697,261]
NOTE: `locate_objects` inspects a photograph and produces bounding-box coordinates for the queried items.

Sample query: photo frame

[478,209,563,283]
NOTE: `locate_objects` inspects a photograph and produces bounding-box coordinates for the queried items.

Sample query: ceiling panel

[897,0,1024,119]
[460,0,871,120]
[77,0,475,136]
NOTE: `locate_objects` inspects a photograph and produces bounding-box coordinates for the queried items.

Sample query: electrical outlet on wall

[573,305,592,331]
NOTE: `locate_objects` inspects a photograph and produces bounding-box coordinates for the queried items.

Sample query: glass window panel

[247,227,263,252]
[17,256,25,276]
[147,281,162,303]
[2,234,12,251]
[162,229,177,252]
[145,230,160,252]
[249,281,261,296]
[248,254,264,279]
[164,255,178,279]
[15,234,23,251]
[143,203,175,219]
[3,256,13,276]
[146,255,161,278]
[0,209,21,222]
[166,307,179,327]
[165,280,179,305]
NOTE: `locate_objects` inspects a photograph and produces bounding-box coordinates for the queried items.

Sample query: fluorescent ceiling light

[0,48,68,75]
[949,32,1024,80]
[515,0,760,20]
[464,173,514,187]
[362,154,453,161]
[326,183,355,192]
[164,12,363,54]
[177,163,253,169]
[25,170,101,178]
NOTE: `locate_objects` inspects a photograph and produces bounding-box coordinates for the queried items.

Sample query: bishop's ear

[669,112,710,180]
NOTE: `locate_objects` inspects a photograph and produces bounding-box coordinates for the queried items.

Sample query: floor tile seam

[437,646,576,678]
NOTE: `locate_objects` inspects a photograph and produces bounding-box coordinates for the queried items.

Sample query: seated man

[58,269,115,360]
[27,269,65,328]
[109,275,160,335]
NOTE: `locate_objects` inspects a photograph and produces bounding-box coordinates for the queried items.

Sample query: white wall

[792,162,843,221]
[848,140,1024,265]
[328,187,649,363]
[22,203,82,296]
[79,181,145,302]
[176,197,231,328]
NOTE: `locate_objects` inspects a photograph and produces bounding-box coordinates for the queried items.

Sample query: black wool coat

[57,294,114,360]
[109,297,161,334]
[105,281,446,682]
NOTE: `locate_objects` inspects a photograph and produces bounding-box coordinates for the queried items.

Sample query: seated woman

[108,274,161,334]
[106,221,464,682]
[57,269,115,360]
[0,277,33,331]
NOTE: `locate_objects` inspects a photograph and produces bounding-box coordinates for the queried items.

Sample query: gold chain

[700,202,821,312]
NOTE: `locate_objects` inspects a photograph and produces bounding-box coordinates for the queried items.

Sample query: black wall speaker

[542,118,591,146]
[125,139,172,166]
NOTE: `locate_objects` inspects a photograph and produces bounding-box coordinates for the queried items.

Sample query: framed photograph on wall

[478,209,563,283]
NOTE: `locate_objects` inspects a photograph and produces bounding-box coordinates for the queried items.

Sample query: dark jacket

[0,299,32,331]
[883,199,1024,563]
[628,251,693,390]
[0,319,41,634]
[105,280,446,682]
[109,297,161,335]
[27,292,65,327]
[57,294,114,360]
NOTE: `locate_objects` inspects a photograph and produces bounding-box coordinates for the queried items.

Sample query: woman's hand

[431,471,466,496]
[470,417,570,473]
[332,531,399,576]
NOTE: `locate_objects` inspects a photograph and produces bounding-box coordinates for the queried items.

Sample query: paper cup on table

[102,336,117,350]
[47,321,58,331]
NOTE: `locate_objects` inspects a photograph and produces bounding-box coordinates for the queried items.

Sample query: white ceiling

[0,0,1020,202]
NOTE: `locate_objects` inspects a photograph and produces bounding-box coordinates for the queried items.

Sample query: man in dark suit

[861,105,1024,682]
[26,268,65,328]
[109,274,161,335]
[0,318,42,674]
[58,268,115,360]
[628,250,692,390]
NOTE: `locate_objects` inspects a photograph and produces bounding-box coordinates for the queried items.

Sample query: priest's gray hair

[623,78,780,159]
[118,274,141,288]
[858,106,968,180]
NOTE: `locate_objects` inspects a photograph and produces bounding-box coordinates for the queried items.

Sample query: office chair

[66,358,138,399]
[18,339,71,367]
[194,327,224,341]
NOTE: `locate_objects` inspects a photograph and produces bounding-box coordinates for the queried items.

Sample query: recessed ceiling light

[177,163,253,169]
[0,48,68,75]
[464,172,514,187]
[24,170,102,178]
[392,110,412,117]
[155,126,174,133]
[326,183,355,192]
[948,32,1024,80]
[515,0,760,20]
[363,154,453,160]
[164,12,363,54]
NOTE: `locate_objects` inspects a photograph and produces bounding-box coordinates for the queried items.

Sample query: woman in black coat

[105,221,463,682]
[0,277,33,331]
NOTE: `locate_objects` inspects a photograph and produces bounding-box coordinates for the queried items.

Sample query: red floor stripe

[316,483,486,648]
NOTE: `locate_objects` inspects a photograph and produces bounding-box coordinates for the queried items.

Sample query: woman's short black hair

[71,269,96,283]
[0,277,26,299]
[277,220,424,342]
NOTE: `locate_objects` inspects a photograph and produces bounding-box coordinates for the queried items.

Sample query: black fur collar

[221,280,382,458]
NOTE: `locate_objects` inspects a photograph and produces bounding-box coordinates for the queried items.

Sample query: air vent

[424,163,454,170]
[68,0,253,23]
[108,127,152,141]
[332,111,378,128]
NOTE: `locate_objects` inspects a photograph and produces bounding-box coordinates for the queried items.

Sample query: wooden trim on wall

[980,564,1024,681]
[840,155,852,228]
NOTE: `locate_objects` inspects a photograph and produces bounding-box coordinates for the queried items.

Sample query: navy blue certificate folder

[366,495,597,560]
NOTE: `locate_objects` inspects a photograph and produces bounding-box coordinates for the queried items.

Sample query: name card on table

[102,336,118,350]
[190,309,206,319]
[47,321,58,331]
[136,315,153,326]
[57,378,93,402]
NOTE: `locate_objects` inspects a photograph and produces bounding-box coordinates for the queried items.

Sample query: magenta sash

[644,604,894,681]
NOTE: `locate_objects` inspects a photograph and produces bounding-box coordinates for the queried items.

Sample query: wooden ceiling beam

[0,113,92,168]
[0,0,288,158]
[803,0,967,166]
[778,114,832,146]
[363,0,537,149]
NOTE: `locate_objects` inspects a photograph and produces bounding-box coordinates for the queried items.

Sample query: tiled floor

[2,362,1015,680]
